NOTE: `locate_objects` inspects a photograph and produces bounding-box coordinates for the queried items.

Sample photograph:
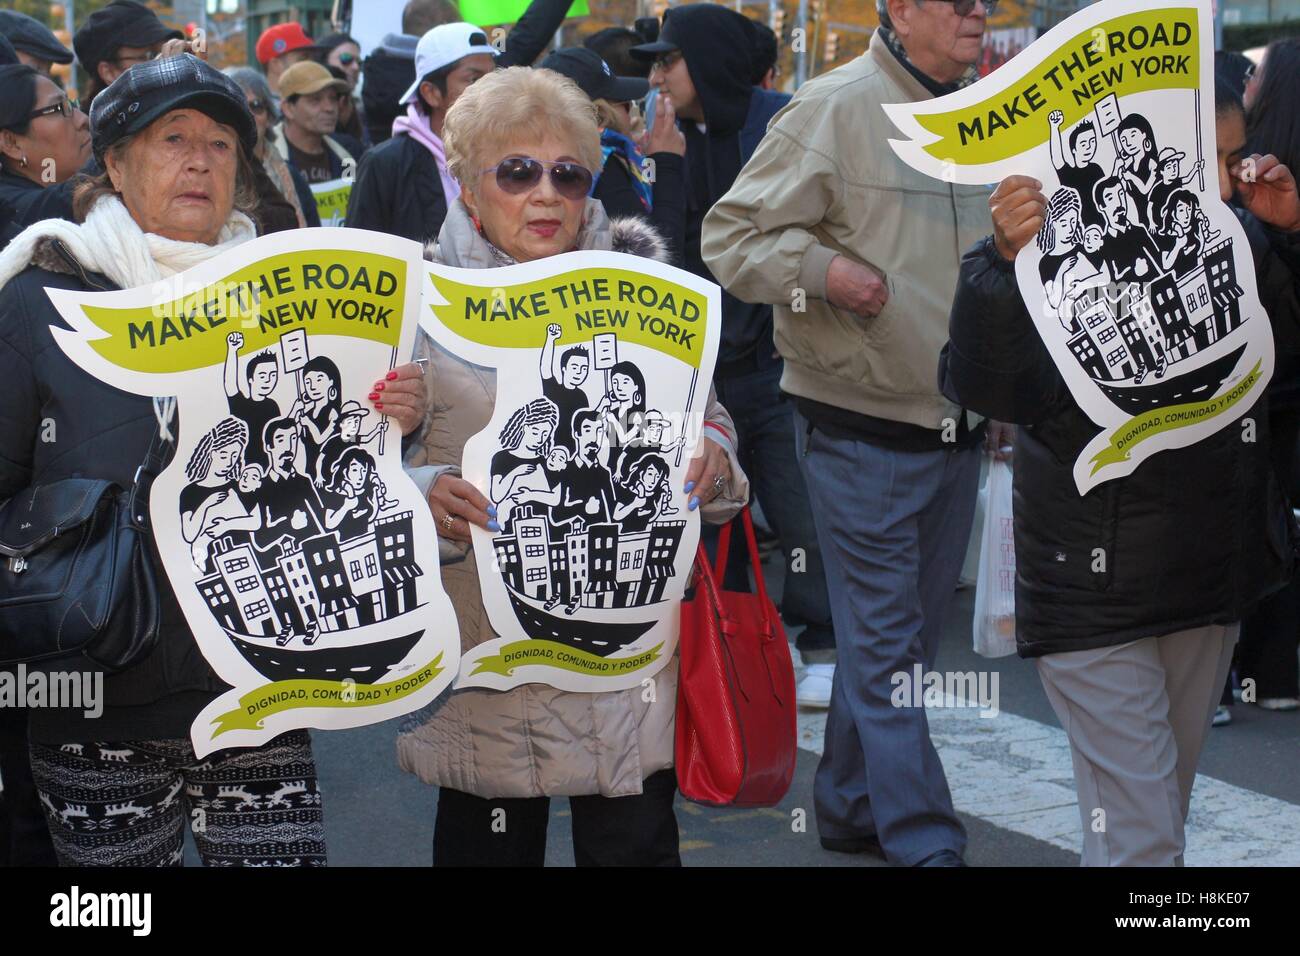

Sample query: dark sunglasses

[940,0,999,15]
[482,157,594,199]
[246,98,269,115]
[335,51,357,65]
[28,97,79,121]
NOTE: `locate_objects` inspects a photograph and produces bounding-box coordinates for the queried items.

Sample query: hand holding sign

[1233,153,1300,233]
[990,176,1046,261]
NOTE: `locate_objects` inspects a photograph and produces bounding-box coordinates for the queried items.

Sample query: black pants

[433,769,681,867]
[0,708,56,867]
[1238,407,1300,698]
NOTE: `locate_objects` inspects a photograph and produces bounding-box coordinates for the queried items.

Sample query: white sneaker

[1257,697,1300,712]
[797,664,835,709]
[1212,705,1232,727]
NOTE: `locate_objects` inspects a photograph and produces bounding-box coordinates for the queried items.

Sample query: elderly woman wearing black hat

[0,64,90,238]
[0,55,422,867]
[539,47,686,266]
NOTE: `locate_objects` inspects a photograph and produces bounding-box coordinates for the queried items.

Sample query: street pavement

[187,554,1300,867]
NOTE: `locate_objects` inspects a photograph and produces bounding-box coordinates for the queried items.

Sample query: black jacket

[0,167,74,230]
[345,132,445,245]
[0,240,226,743]
[670,4,790,364]
[594,151,686,268]
[939,215,1300,658]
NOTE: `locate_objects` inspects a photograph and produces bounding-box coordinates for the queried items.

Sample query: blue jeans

[795,410,979,864]
[710,354,835,662]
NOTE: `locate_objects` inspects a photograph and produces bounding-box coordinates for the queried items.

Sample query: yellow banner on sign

[80,250,406,373]
[428,266,706,368]
[311,179,353,227]
[914,7,1198,166]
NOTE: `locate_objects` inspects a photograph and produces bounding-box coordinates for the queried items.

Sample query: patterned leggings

[28,731,326,866]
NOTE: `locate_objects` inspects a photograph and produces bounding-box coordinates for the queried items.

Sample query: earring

[19,155,28,168]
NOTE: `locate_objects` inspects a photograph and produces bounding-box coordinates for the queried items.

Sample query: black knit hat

[90,54,256,163]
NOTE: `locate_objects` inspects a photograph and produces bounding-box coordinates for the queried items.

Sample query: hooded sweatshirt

[668,4,785,366]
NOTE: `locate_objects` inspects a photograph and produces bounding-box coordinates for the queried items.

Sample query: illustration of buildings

[340,532,384,626]
[1068,240,1247,384]
[489,511,686,611]
[303,535,358,631]
[376,511,422,615]
[1205,240,1245,340]
[201,543,278,637]
[279,548,320,630]
[197,510,422,638]
[1071,293,1135,381]
[263,565,304,634]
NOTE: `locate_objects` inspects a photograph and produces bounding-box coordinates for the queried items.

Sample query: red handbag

[675,507,797,807]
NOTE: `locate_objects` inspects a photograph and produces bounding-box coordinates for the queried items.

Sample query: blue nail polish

[684,480,696,493]
[487,504,498,517]
[688,496,700,510]
[488,520,501,532]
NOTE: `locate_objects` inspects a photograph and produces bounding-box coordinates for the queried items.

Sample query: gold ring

[441,514,456,531]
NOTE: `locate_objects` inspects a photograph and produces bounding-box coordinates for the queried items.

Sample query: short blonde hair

[444,66,603,189]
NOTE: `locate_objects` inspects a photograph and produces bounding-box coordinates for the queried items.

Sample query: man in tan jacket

[703,0,999,867]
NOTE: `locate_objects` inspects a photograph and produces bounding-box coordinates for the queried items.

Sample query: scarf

[598,129,654,213]
[877,25,980,98]
[0,193,257,293]
[392,104,460,206]
[262,145,309,228]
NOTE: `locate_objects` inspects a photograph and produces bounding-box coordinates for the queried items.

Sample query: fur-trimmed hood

[425,197,669,269]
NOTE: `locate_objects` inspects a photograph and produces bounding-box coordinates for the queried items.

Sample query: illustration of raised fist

[227,331,244,350]
[547,323,563,340]
[1049,110,1064,127]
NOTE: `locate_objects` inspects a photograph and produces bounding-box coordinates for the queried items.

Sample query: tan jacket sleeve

[702,114,845,305]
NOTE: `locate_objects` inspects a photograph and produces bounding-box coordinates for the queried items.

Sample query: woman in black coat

[939,82,1300,866]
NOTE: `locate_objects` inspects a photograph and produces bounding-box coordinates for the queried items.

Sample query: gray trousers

[1036,623,1239,866]
[795,412,980,864]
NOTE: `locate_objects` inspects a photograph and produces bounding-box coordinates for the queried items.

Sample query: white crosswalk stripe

[796,699,1300,865]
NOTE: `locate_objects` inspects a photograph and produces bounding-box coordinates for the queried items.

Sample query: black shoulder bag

[0,427,170,674]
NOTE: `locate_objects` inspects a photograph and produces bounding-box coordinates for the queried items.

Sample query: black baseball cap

[540,48,649,103]
[74,0,183,79]
[0,11,74,65]
[90,54,256,163]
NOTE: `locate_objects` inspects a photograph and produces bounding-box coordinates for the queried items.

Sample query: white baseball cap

[399,22,499,106]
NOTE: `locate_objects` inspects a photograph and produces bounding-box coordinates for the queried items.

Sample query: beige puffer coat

[397,198,749,799]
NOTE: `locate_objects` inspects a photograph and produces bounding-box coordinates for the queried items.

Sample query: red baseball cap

[255,21,318,65]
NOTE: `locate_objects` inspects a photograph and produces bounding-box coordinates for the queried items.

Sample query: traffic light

[824,30,839,63]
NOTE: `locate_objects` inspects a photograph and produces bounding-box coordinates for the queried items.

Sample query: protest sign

[884,0,1271,493]
[47,228,458,756]
[421,252,720,692]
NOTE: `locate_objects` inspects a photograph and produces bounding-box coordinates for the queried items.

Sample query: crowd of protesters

[1,0,1298,869]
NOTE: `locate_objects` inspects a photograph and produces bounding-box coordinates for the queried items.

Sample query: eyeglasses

[938,0,999,15]
[115,50,159,65]
[335,51,357,66]
[28,97,79,121]
[651,50,683,73]
[481,157,594,199]
[246,98,269,115]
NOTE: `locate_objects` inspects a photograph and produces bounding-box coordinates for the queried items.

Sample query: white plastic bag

[973,458,1017,658]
